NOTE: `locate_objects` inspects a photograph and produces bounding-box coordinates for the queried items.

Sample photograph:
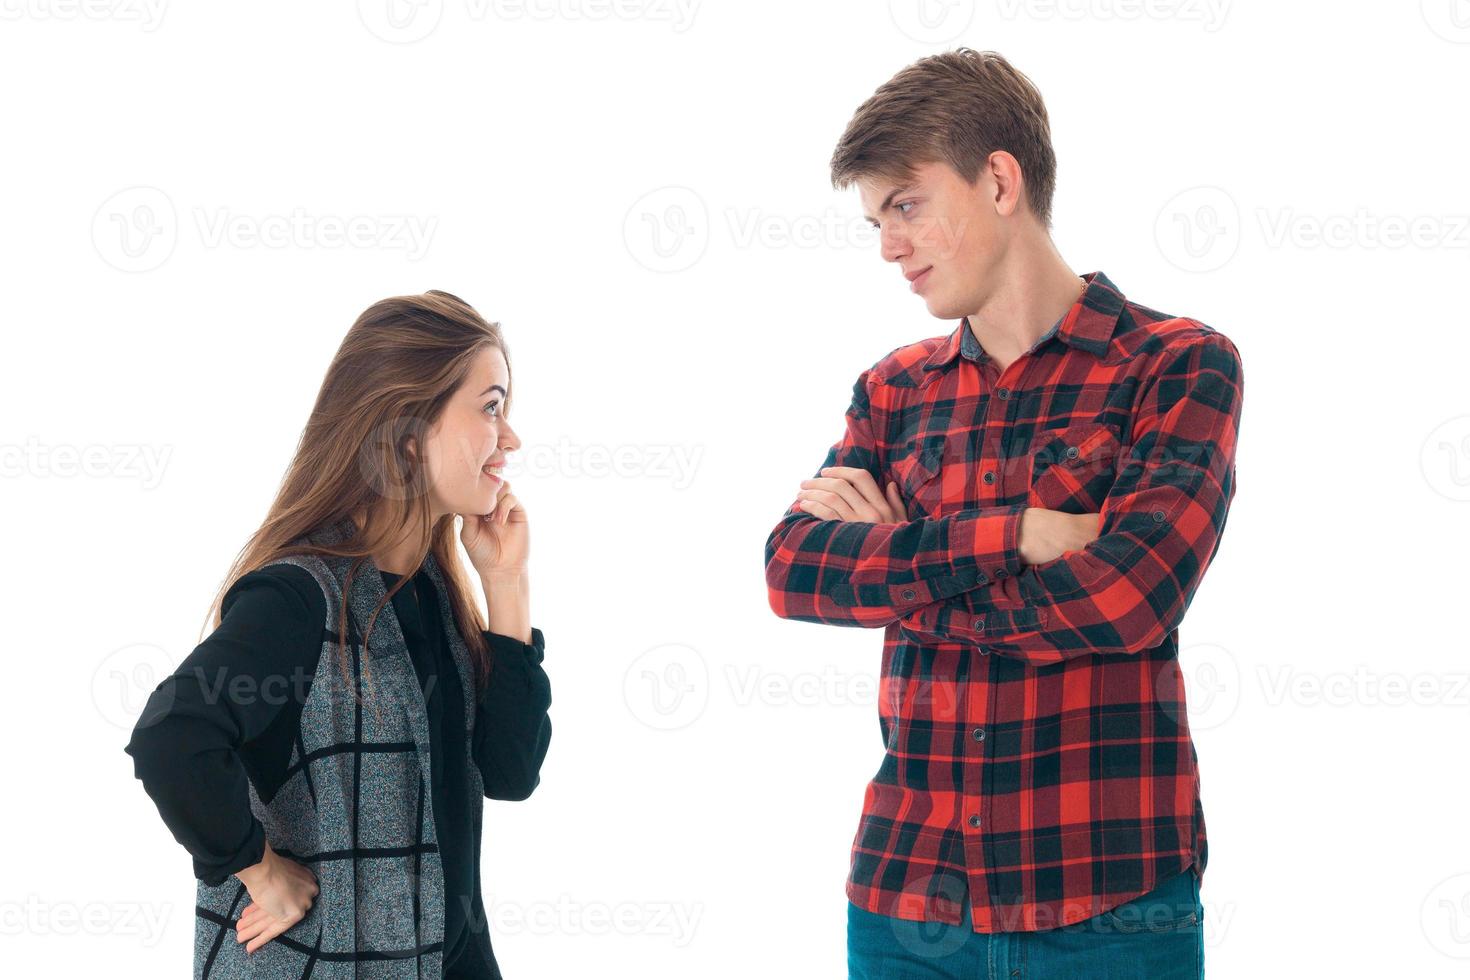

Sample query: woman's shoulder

[222,559,331,637]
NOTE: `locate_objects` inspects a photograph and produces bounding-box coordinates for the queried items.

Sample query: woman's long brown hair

[199,289,512,717]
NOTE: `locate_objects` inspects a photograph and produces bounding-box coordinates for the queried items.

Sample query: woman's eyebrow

[477,384,507,397]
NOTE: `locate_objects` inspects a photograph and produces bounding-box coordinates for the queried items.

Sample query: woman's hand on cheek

[459,479,529,577]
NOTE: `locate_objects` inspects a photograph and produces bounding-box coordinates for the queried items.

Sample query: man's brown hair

[829,48,1058,229]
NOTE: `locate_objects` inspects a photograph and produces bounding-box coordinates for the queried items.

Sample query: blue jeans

[847,867,1204,979]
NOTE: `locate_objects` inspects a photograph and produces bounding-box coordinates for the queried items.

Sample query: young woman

[124,290,552,979]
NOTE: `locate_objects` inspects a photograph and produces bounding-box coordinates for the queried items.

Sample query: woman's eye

[896,201,915,215]
[483,401,500,418]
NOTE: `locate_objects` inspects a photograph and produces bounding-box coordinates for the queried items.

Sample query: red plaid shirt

[764,270,1242,931]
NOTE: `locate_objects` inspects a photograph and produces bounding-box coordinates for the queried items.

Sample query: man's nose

[880,226,909,264]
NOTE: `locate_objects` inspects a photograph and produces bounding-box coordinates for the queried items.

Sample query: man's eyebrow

[864,186,913,224]
[478,384,507,398]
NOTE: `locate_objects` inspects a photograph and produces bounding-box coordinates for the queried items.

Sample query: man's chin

[924,297,962,320]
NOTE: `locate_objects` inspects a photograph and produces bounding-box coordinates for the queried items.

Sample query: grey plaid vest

[193,516,485,978]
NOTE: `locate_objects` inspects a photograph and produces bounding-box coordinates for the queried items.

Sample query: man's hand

[1018,508,1102,566]
[797,467,1103,568]
[797,466,905,523]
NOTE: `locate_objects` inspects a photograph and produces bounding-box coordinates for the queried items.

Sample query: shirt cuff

[194,819,266,887]
[484,626,544,663]
[480,627,548,701]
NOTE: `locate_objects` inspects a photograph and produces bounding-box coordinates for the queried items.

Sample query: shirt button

[1065,445,1080,460]
[995,568,1008,579]
[982,471,995,484]
[972,727,986,741]
[969,814,982,828]
[972,617,985,632]
[901,588,916,600]
[997,388,1010,400]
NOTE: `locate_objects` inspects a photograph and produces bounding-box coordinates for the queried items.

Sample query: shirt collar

[922,269,1125,372]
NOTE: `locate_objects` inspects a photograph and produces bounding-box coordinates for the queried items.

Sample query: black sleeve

[123,564,325,885]
[473,626,552,801]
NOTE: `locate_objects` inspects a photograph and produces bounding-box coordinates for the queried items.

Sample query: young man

[763,49,1242,979]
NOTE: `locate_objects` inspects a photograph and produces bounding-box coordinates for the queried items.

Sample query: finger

[235,916,268,943]
[797,488,856,522]
[247,918,295,955]
[801,477,866,519]
[820,466,887,514]
[885,480,906,520]
[498,493,517,524]
[797,498,841,521]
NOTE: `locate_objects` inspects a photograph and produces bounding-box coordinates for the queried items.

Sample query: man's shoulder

[859,329,956,391]
[1118,297,1241,364]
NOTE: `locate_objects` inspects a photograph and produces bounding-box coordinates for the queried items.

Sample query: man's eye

[896,201,915,215]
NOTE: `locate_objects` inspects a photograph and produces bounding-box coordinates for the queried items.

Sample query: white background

[3,1,1469,976]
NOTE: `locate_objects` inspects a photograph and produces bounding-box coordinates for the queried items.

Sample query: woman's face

[419,346,520,520]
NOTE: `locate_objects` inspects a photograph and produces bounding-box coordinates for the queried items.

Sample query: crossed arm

[763,336,1243,665]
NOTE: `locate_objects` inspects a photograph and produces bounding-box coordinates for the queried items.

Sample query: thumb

[886,480,905,516]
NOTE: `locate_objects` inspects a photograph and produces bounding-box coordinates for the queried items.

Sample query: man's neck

[965,238,1084,373]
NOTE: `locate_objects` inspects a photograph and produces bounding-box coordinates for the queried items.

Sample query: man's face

[857,159,1008,320]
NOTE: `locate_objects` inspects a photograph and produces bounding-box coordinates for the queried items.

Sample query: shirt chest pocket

[1026,423,1123,513]
[887,433,948,519]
